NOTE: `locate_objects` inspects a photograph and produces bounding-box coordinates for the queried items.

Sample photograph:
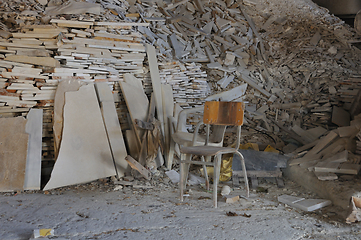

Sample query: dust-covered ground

[1,173,361,240]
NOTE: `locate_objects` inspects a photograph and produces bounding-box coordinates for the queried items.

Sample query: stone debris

[0,0,361,218]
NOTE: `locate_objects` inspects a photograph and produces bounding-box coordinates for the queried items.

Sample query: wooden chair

[179,101,249,208]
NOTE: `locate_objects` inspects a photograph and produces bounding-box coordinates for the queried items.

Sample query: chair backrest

[203,101,244,148]
[203,101,244,126]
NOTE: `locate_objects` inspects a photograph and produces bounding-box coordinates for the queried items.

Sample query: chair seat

[172,132,206,146]
[180,146,237,156]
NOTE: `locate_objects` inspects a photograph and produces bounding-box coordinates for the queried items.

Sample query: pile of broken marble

[1,0,361,192]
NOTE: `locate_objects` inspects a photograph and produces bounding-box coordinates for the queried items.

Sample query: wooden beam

[125,155,151,180]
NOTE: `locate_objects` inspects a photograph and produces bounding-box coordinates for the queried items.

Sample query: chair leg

[235,151,249,198]
[213,154,222,208]
[166,136,175,170]
[180,153,191,202]
[201,156,209,190]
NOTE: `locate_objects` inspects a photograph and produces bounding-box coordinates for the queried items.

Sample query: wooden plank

[239,73,271,97]
[292,125,313,143]
[12,67,43,74]
[125,155,151,180]
[337,126,359,138]
[350,88,361,117]
[310,31,321,46]
[94,22,150,27]
[93,32,136,41]
[233,170,282,178]
[290,132,339,166]
[11,32,59,39]
[289,153,322,166]
[5,100,38,108]
[50,19,94,28]
[293,140,320,153]
[137,93,156,167]
[5,55,60,67]
[318,138,346,159]
[322,150,348,163]
[332,106,350,127]
[125,129,141,159]
[146,44,165,137]
[0,107,30,113]
[306,127,328,141]
[272,120,308,145]
[0,42,46,49]
[306,131,338,156]
[162,84,174,169]
[1,71,48,79]
[0,30,12,39]
[0,60,34,68]
[338,163,361,174]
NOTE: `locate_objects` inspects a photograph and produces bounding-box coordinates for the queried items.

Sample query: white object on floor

[278,194,331,212]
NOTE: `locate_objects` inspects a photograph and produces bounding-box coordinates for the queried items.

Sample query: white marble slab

[100,103,128,176]
[94,81,114,103]
[119,81,149,145]
[24,109,43,190]
[53,79,83,155]
[278,194,331,212]
[44,84,116,190]
[95,82,129,178]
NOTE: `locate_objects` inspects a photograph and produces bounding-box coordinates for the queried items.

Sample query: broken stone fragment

[346,196,361,224]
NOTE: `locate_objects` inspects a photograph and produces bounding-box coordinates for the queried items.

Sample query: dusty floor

[1,173,361,240]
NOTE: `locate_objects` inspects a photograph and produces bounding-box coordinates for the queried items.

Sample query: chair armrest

[192,120,204,146]
[169,116,177,134]
[176,106,204,132]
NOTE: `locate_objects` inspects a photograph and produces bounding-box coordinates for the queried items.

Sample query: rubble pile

[0,0,361,193]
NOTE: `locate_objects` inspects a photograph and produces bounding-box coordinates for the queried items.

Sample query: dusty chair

[172,107,227,148]
[171,106,227,186]
[179,101,249,208]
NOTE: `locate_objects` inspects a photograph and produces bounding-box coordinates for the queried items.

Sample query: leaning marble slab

[53,79,83,156]
[119,78,149,147]
[24,109,43,190]
[44,84,116,190]
[95,82,129,178]
[0,116,28,192]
